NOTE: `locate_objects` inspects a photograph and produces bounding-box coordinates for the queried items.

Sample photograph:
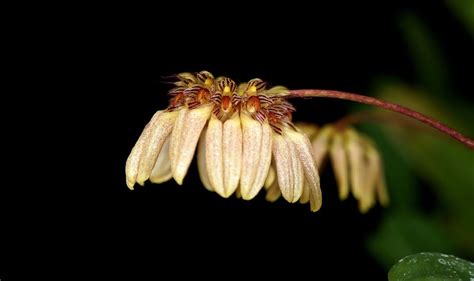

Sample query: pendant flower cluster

[123,68,474,213]
[308,124,389,213]
[126,71,322,211]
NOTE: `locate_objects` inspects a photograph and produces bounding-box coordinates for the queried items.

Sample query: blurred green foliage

[399,13,451,96]
[359,3,474,271]
[446,0,474,37]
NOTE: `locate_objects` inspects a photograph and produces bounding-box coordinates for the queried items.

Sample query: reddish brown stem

[289,89,474,149]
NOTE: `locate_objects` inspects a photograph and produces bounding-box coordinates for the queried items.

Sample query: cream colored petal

[197,128,213,191]
[136,111,178,186]
[286,129,322,212]
[245,122,272,200]
[169,108,188,173]
[330,133,349,200]
[149,136,172,184]
[172,105,213,185]
[264,165,276,190]
[358,199,372,214]
[345,129,364,200]
[265,85,289,96]
[239,113,263,200]
[300,180,310,204]
[222,113,242,197]
[272,133,293,202]
[311,125,334,167]
[206,116,225,196]
[376,164,389,207]
[265,180,281,202]
[286,136,304,203]
[358,143,379,212]
[126,141,143,190]
[125,111,163,190]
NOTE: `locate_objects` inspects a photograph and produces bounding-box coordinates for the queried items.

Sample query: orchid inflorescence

[126,70,474,213]
[126,71,324,211]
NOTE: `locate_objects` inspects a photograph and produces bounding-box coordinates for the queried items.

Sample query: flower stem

[288,89,474,149]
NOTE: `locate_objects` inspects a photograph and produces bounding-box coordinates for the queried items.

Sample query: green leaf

[399,14,451,96]
[388,252,474,281]
[445,0,474,37]
[368,211,455,269]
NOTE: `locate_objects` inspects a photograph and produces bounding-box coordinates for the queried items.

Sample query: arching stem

[288,89,474,149]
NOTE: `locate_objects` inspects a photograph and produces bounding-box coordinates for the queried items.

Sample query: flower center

[222,96,231,112]
[197,88,211,103]
[246,96,261,113]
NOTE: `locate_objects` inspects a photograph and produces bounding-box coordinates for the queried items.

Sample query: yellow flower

[295,124,389,213]
[126,71,323,212]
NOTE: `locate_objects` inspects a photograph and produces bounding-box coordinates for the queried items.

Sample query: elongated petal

[240,113,263,200]
[330,133,349,200]
[149,136,172,183]
[206,116,225,196]
[222,114,242,197]
[300,180,310,204]
[136,111,178,186]
[264,166,276,190]
[197,128,213,191]
[358,144,379,213]
[376,163,389,207]
[173,105,213,184]
[169,108,188,173]
[345,129,364,200]
[285,129,322,212]
[311,125,333,167]
[286,136,304,203]
[272,133,293,202]
[245,122,272,200]
[125,111,163,189]
[265,180,281,202]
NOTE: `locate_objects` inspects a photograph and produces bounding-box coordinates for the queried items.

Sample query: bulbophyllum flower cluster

[125,70,474,213]
[310,125,389,213]
[126,71,322,211]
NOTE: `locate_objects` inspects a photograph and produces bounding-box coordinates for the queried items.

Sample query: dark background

[3,1,473,279]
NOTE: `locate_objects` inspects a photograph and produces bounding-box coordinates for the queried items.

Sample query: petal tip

[174,175,184,185]
[126,181,135,190]
[240,192,257,201]
[310,203,322,212]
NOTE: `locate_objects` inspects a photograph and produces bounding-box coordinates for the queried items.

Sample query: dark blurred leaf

[368,211,455,269]
[375,82,474,256]
[445,0,474,37]
[388,252,474,281]
[399,14,451,96]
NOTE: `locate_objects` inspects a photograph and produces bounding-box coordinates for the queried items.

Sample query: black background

[4,1,472,279]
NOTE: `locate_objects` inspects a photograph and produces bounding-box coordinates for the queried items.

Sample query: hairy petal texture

[240,113,263,200]
[136,111,178,186]
[222,114,242,197]
[197,128,213,191]
[125,110,163,189]
[246,122,272,200]
[330,133,349,200]
[206,116,225,196]
[171,105,213,185]
[286,129,322,212]
[149,137,172,184]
